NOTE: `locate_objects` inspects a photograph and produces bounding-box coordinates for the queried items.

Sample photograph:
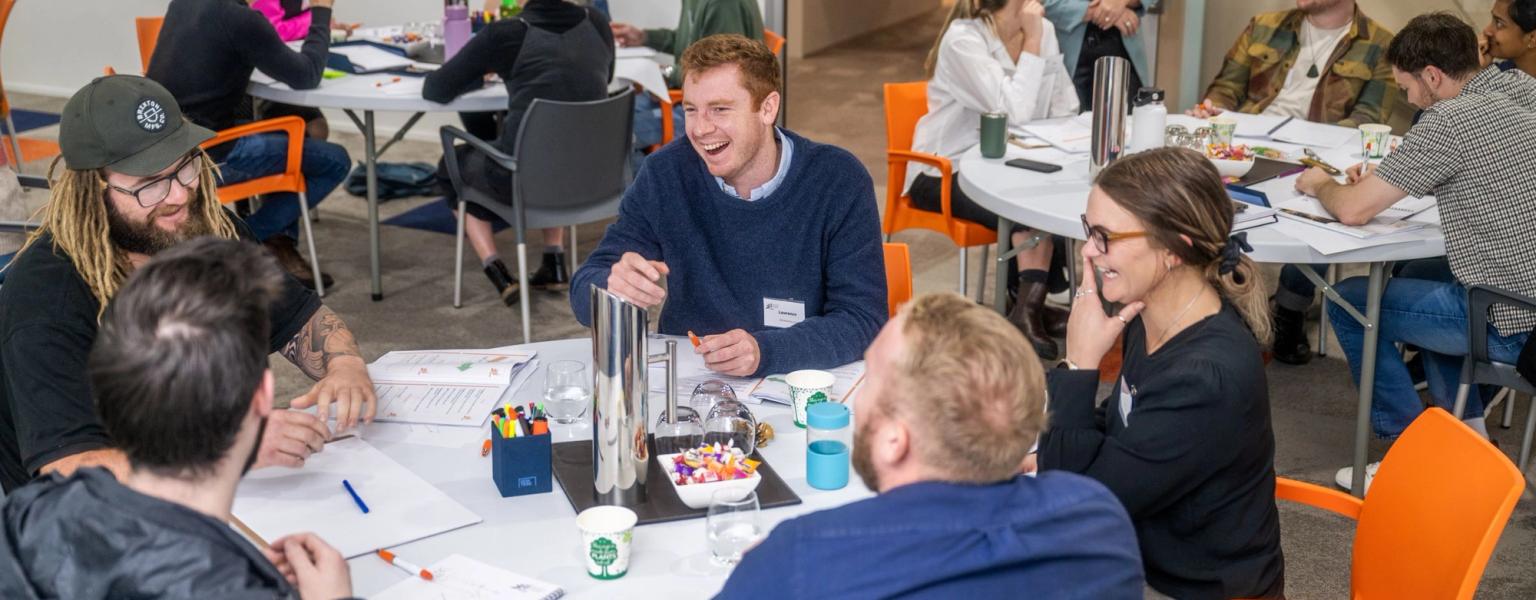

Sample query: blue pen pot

[805,403,850,490]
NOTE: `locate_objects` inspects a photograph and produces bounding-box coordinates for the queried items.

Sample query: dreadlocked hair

[17,151,239,319]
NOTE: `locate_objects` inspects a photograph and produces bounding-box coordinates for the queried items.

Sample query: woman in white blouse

[907,0,1080,359]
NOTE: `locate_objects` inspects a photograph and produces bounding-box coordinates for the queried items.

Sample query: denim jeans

[218,133,351,241]
[633,92,684,150]
[1327,259,1529,438]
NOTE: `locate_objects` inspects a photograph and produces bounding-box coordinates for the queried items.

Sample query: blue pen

[342,479,370,514]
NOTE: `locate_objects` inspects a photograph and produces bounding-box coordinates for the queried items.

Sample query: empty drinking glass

[689,380,738,414]
[705,489,762,566]
[543,360,590,424]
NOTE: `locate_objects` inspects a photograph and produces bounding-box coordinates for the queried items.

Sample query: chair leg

[4,114,23,174]
[1520,393,1536,470]
[517,242,532,344]
[569,225,579,273]
[297,193,324,297]
[454,201,467,309]
[1453,382,1473,419]
[1504,390,1517,428]
[958,247,969,297]
[976,245,989,304]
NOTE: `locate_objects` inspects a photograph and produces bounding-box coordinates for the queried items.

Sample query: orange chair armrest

[201,116,307,149]
[1276,477,1362,520]
[668,89,682,104]
[886,150,952,179]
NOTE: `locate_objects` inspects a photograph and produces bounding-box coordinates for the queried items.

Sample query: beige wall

[787,0,936,58]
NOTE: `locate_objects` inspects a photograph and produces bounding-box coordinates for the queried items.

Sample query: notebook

[372,554,564,600]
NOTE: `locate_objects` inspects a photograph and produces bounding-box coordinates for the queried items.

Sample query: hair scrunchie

[1218,232,1253,278]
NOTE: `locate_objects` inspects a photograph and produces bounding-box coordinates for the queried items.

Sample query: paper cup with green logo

[784,369,836,428]
[577,505,637,580]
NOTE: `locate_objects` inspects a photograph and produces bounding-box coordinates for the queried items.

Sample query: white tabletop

[958,116,1446,265]
[344,336,872,598]
[247,56,670,114]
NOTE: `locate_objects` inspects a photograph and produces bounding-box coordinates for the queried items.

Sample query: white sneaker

[1335,462,1380,494]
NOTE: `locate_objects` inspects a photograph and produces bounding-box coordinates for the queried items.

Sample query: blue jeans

[632,92,684,149]
[218,133,350,241]
[1276,259,1449,312]
[1327,259,1529,438]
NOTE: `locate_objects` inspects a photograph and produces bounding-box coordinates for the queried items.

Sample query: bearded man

[0,75,376,494]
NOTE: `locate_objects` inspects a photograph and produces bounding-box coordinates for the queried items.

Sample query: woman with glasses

[1038,148,1284,599]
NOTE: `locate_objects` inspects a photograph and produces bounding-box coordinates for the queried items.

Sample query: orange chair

[1274,408,1522,599]
[883,81,997,300]
[136,16,164,73]
[883,242,912,318]
[659,29,785,146]
[200,117,326,296]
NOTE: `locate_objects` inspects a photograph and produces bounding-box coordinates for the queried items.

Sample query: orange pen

[480,438,492,457]
[377,549,434,581]
[688,330,701,348]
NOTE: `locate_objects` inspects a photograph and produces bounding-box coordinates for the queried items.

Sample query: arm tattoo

[281,307,363,380]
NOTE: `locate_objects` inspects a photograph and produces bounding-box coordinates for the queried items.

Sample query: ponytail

[1202,251,1271,347]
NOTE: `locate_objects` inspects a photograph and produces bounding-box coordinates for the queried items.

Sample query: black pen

[1278,207,1339,225]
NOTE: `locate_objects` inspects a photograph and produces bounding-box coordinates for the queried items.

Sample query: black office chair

[1451,284,1536,473]
[439,89,635,343]
[0,173,48,286]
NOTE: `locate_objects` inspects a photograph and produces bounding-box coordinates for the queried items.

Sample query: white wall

[0,0,766,140]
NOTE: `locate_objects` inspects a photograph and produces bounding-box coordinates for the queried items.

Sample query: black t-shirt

[0,221,320,493]
[146,0,332,132]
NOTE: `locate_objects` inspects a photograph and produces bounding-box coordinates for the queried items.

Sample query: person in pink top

[247,0,356,140]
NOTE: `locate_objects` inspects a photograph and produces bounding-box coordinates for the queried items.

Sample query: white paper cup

[785,369,835,428]
[577,505,637,580]
[1359,123,1392,159]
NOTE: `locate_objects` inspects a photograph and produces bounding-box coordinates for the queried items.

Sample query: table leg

[993,216,1013,314]
[365,111,382,302]
[1351,261,1387,497]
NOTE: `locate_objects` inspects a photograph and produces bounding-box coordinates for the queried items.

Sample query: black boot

[262,235,333,290]
[529,252,570,291]
[1271,305,1312,365]
[483,259,520,306]
[1009,280,1060,360]
[1041,304,1070,338]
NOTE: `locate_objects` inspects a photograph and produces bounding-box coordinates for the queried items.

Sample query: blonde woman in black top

[1039,148,1284,599]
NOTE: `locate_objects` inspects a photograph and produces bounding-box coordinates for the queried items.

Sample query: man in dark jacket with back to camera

[0,238,351,600]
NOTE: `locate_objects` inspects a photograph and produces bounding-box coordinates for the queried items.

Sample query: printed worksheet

[373,554,563,600]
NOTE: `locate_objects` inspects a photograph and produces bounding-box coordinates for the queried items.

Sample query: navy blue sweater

[570,131,887,377]
[715,475,1145,599]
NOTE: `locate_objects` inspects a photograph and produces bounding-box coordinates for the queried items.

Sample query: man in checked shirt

[1294,12,1536,493]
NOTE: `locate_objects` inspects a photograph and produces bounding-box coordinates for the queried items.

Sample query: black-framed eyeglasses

[1081,214,1148,254]
[106,154,202,208]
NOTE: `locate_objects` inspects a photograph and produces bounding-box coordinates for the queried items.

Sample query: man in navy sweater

[570,34,886,377]
[715,293,1145,599]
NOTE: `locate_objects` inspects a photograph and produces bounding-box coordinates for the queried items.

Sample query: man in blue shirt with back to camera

[715,293,1145,600]
[570,34,887,378]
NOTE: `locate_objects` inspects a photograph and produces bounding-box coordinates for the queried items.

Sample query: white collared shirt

[716,128,794,201]
[906,18,1080,191]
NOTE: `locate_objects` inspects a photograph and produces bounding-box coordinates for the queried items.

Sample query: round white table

[346,336,872,598]
[247,53,669,301]
[957,119,1445,496]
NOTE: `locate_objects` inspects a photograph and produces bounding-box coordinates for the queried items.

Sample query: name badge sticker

[763,298,806,328]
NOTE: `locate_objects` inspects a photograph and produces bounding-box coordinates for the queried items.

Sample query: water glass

[544,360,590,424]
[706,489,762,566]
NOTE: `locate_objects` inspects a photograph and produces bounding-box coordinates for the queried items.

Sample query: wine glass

[543,361,590,424]
[705,489,762,566]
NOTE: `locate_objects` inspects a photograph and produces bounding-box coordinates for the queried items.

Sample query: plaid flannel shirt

[1203,8,1399,130]
[1375,67,1536,335]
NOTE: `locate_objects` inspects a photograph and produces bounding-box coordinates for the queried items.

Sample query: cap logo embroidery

[135,99,167,132]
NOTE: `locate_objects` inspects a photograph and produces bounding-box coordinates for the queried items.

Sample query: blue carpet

[1,109,61,134]
[382,198,509,235]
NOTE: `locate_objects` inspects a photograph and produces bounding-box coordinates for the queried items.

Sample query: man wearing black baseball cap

[0,75,377,494]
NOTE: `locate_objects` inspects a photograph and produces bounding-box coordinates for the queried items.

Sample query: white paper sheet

[1224,113,1292,139]
[232,438,481,558]
[1269,119,1357,148]
[369,350,533,386]
[374,383,508,426]
[616,46,658,59]
[373,554,564,600]
[363,422,483,449]
[1020,115,1093,154]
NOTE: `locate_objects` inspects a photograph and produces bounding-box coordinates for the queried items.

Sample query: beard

[1298,0,1345,15]
[850,415,880,492]
[105,196,211,255]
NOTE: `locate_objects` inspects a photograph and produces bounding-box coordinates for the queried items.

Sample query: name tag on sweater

[1118,377,1134,427]
[763,298,805,328]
